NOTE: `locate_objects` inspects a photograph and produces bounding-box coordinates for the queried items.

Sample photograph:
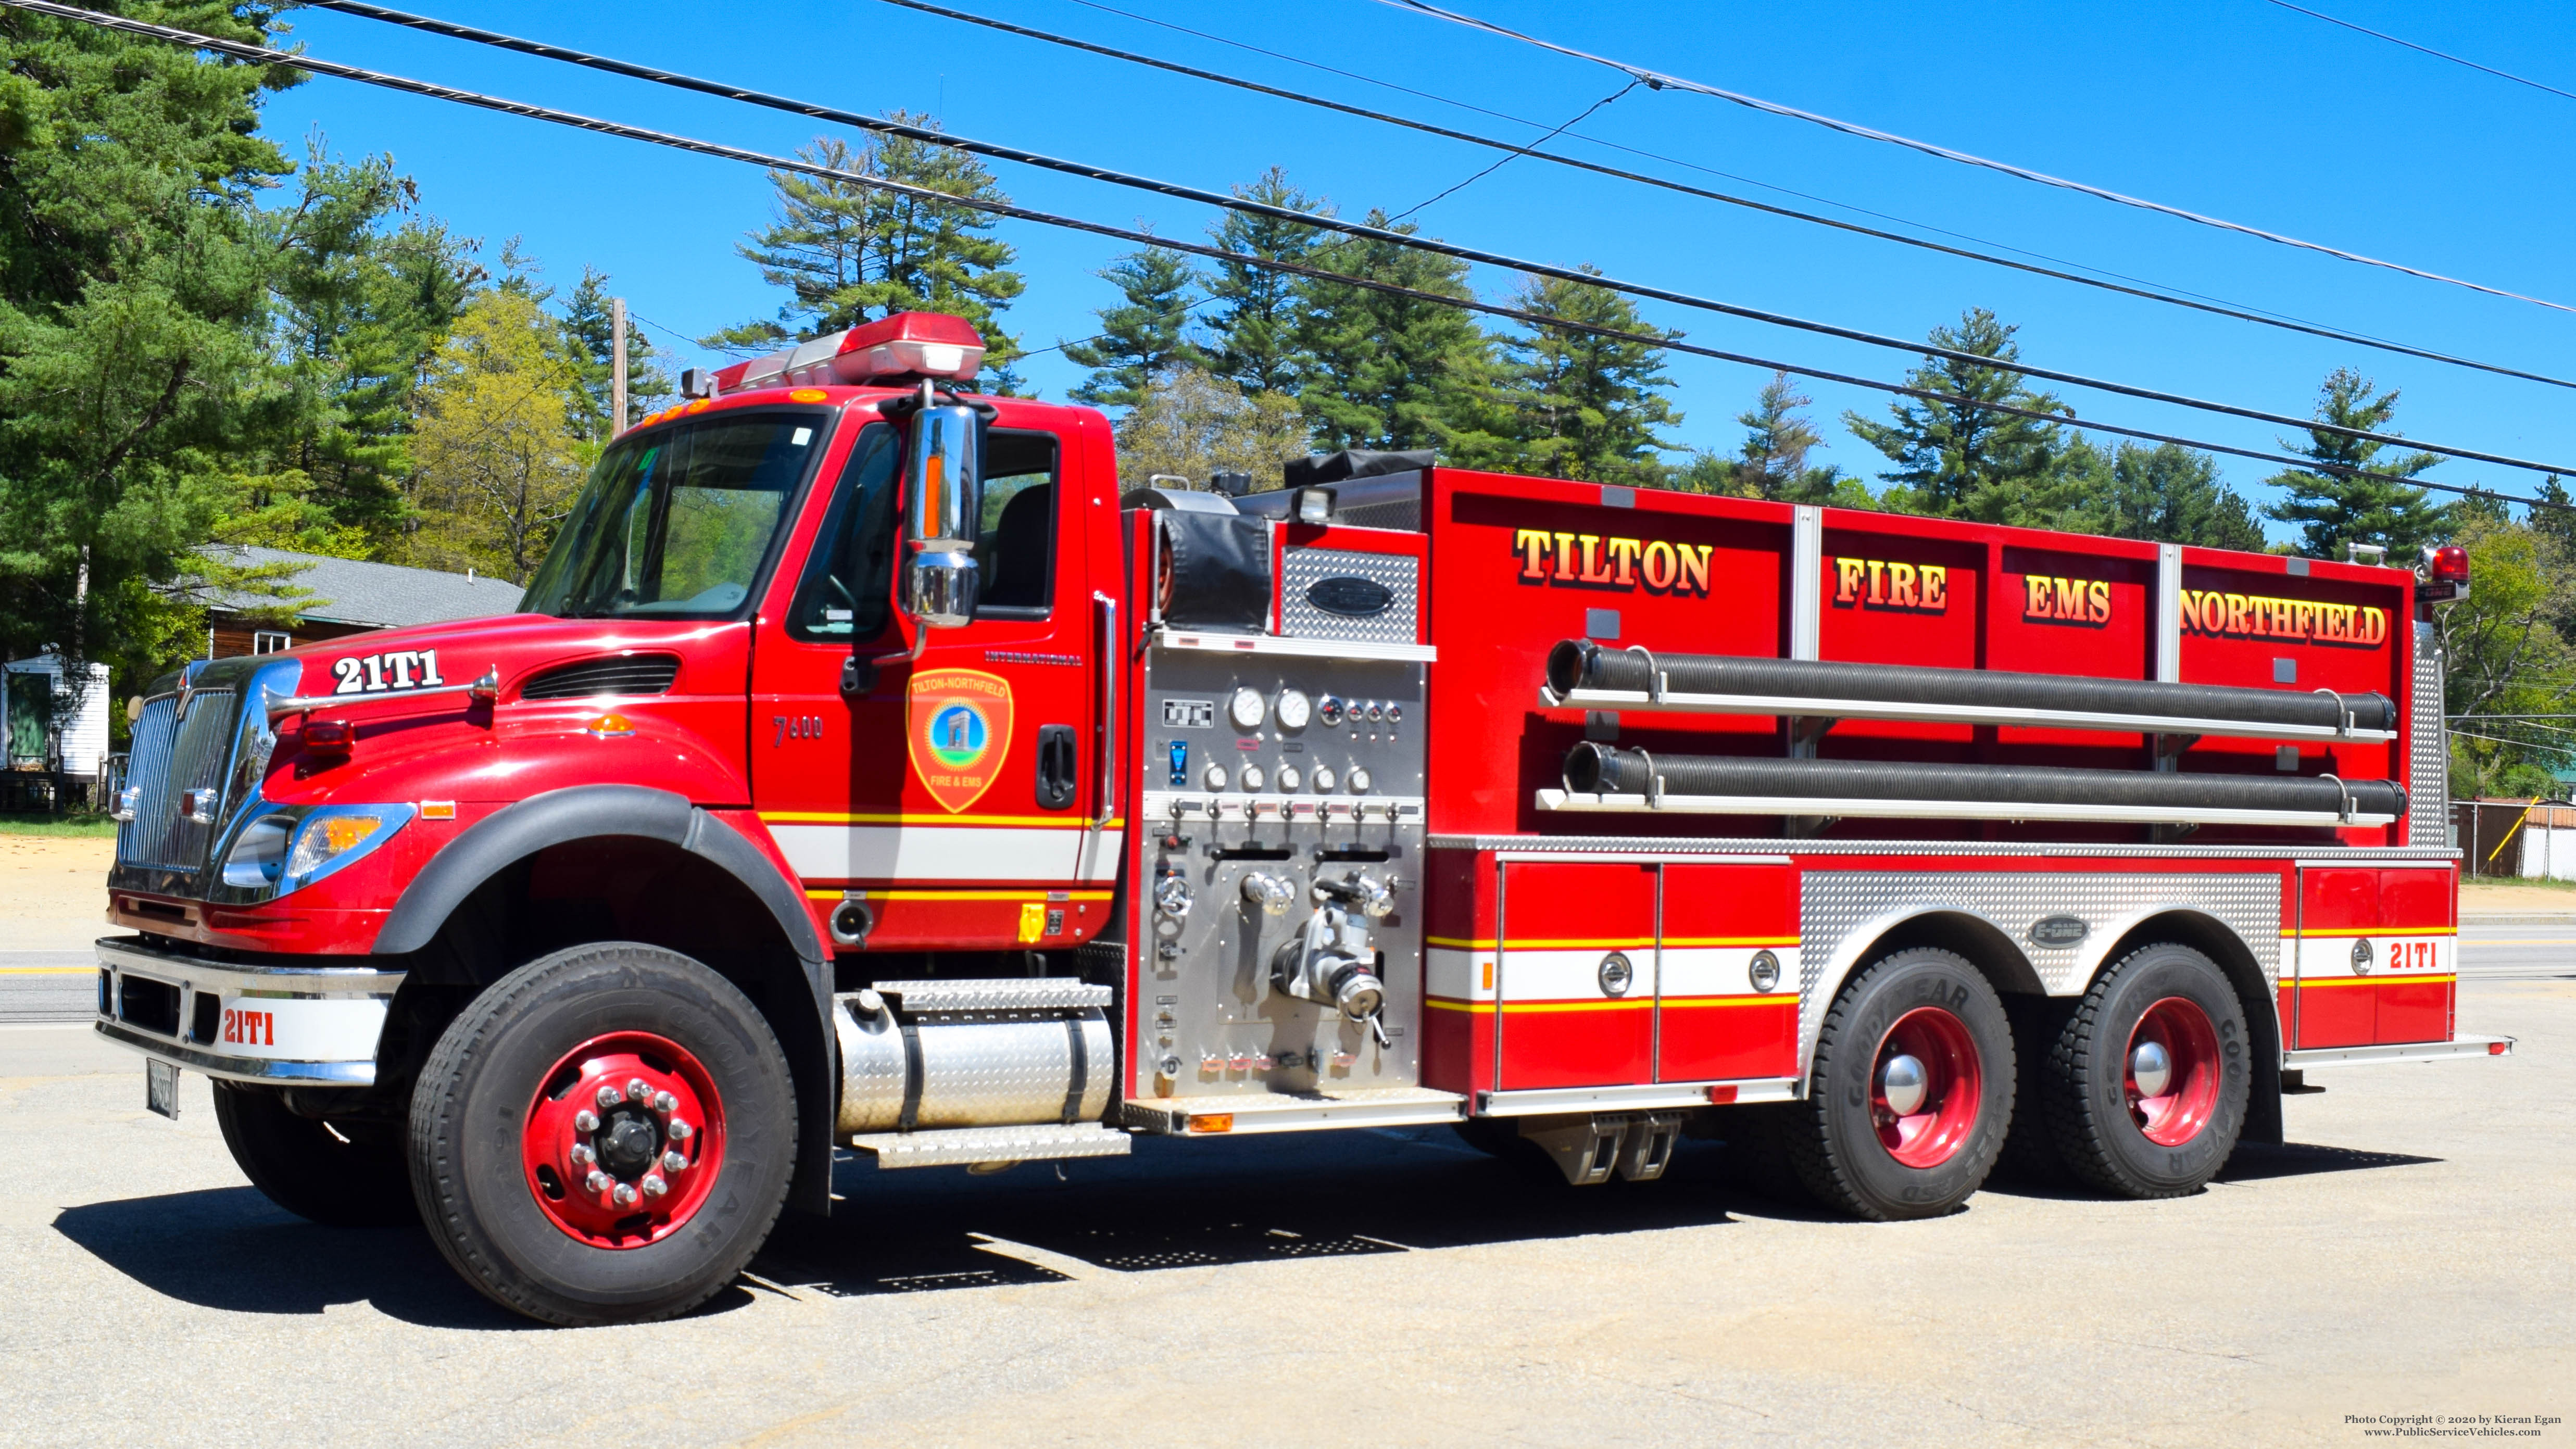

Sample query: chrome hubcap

[2130,1039,2173,1099]
[1879,1053,1929,1117]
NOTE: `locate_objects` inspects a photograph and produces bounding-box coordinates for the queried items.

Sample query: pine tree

[1844,308,2069,519]
[2091,439,2267,550]
[1292,211,1513,465]
[1205,167,1328,398]
[1063,247,1204,410]
[1504,268,1681,487]
[710,122,1025,384]
[2264,368,2448,558]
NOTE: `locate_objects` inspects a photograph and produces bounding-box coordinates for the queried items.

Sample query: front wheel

[408,942,796,1326]
[1780,948,2015,1221]
[2037,942,2250,1199]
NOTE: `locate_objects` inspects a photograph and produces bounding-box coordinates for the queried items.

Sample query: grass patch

[2463,873,2576,892]
[0,812,119,838]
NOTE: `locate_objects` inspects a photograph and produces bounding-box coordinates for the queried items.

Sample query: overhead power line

[2266,1,2576,105]
[276,0,2576,480]
[14,0,2567,522]
[877,0,2576,397]
[1374,0,2576,316]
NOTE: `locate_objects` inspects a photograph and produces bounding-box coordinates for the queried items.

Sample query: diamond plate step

[1123,1085,1467,1136]
[846,1122,1133,1169]
[865,978,1113,1014]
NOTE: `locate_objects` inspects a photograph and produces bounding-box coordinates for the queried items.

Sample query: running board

[846,1122,1132,1169]
[2284,1037,2515,1069]
[1124,1085,1467,1135]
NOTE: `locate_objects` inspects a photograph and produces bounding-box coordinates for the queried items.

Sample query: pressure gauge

[1277,764,1303,791]
[1348,767,1373,793]
[1317,695,1345,727]
[1311,765,1337,792]
[1240,763,1265,792]
[1275,688,1312,731]
[1228,686,1266,731]
[1203,762,1229,791]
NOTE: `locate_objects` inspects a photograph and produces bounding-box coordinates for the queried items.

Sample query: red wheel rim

[1869,1006,1983,1168]
[2126,997,2221,1147]
[521,1031,726,1249]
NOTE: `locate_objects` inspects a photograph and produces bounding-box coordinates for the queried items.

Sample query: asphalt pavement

[0,960,2568,1444]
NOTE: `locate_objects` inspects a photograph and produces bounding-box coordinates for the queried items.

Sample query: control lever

[1310,873,1394,919]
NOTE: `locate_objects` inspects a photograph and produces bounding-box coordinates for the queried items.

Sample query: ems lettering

[1512,528,1713,596]
[2180,589,2386,647]
[2021,575,2113,625]
[1831,557,1948,612]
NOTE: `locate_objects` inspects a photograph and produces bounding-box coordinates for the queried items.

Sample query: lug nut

[573,1108,599,1132]
[570,1142,596,1166]
[653,1090,677,1113]
[586,1170,612,1193]
[640,1174,668,1198]
[662,1149,688,1173]
[595,1084,621,1110]
[668,1119,694,1141]
[613,1182,638,1207]
[626,1078,650,1103]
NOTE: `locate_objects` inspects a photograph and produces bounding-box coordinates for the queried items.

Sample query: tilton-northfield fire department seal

[906,667,1015,812]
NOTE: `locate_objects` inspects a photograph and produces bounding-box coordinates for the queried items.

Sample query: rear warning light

[2490,1040,2509,1055]
[2428,545,2469,583]
[1705,1085,1740,1105]
[2418,544,2470,606]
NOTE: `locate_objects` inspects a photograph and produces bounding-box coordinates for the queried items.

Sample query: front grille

[521,653,681,700]
[121,689,236,870]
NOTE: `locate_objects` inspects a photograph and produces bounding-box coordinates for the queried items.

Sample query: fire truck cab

[93,313,2509,1324]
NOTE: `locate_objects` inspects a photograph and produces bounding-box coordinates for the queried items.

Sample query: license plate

[145,1058,180,1120]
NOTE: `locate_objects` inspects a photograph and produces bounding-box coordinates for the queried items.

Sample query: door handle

[1036,724,1077,810]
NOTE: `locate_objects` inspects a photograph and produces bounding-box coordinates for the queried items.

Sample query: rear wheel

[2039,942,2250,1198]
[212,1081,415,1227]
[1780,948,2014,1220]
[408,942,796,1326]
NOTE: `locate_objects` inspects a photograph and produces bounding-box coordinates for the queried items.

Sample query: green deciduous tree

[1112,366,1310,489]
[1064,246,1204,410]
[710,124,1025,387]
[1844,308,2071,520]
[404,289,588,583]
[2438,510,2576,797]
[2264,368,2448,559]
[1504,267,1680,487]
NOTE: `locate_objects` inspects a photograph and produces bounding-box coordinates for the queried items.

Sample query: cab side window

[977,431,1058,616]
[786,424,900,642]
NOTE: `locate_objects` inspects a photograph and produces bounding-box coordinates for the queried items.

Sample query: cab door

[750,413,1113,952]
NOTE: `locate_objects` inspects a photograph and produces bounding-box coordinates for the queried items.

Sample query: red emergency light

[2418,544,2470,605]
[707,312,985,397]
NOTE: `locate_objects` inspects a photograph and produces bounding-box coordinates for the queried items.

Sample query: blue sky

[262,1,2576,530]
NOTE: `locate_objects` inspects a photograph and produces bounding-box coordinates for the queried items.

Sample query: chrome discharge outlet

[834,978,1117,1136]
[1272,874,1392,1036]
[1240,874,1295,916]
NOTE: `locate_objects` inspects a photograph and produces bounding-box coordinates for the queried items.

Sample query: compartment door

[1657,864,1801,1082]
[2371,865,2458,1044]
[2293,866,2379,1049]
[1496,861,1656,1090]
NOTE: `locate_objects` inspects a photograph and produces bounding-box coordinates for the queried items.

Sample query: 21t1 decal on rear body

[330,649,445,694]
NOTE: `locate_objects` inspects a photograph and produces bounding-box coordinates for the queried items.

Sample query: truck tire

[408,942,796,1326]
[1780,948,2015,1221]
[2038,942,2250,1199]
[212,1081,417,1228]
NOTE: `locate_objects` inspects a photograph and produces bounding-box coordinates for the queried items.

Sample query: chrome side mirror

[901,387,982,629]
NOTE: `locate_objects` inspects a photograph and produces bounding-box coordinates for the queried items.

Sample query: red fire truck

[95,311,2508,1324]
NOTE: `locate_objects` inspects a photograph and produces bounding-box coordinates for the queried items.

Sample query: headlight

[217,804,412,899]
[285,811,396,881]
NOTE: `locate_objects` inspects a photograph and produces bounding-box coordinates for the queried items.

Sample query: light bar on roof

[710,311,986,396]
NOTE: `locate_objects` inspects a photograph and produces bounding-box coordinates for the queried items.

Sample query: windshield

[521,409,830,619]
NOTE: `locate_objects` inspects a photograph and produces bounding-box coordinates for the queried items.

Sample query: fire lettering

[2022,575,2113,625]
[2180,588,2386,647]
[1831,556,1947,612]
[1512,528,1713,597]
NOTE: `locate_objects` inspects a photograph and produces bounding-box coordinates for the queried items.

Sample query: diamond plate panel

[850,1122,1131,1168]
[1280,548,1419,645]
[875,977,1113,1013]
[2411,622,2449,848]
[1795,870,2282,1056]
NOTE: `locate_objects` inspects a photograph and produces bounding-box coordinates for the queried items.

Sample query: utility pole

[611,296,629,435]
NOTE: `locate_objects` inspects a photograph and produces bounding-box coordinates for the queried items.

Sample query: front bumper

[93,935,403,1087]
